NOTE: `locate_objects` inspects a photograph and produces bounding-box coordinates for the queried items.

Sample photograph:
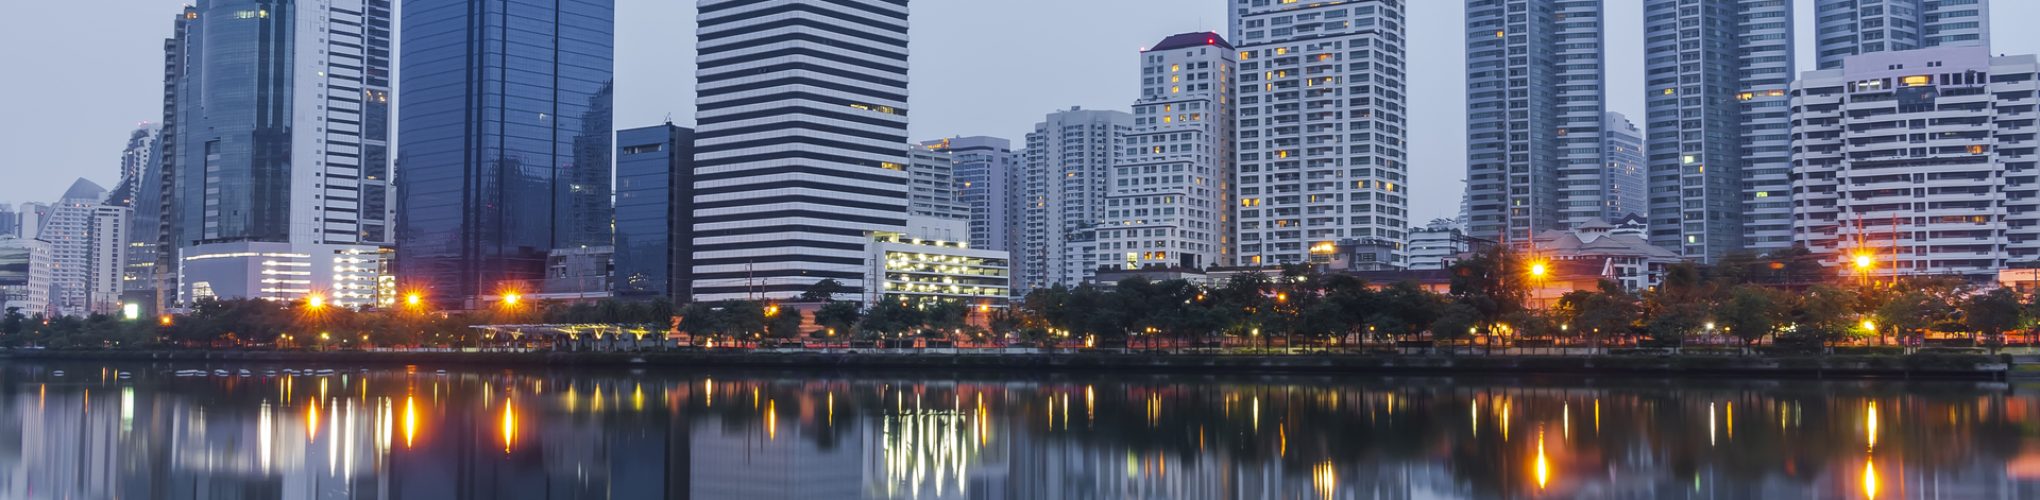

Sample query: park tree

[814,301,861,340]
[1963,288,2023,347]
[1553,280,1638,347]
[1448,248,1528,328]
[1716,284,1789,346]
[800,279,849,302]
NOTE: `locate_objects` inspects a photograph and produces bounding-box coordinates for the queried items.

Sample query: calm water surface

[0,362,2034,499]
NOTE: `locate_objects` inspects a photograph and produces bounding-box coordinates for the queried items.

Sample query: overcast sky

[3,1,2037,224]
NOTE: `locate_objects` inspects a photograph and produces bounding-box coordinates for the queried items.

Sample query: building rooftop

[1147,32,1232,52]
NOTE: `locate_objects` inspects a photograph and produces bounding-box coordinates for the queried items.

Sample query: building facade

[866,218,1011,306]
[0,237,53,318]
[907,143,969,221]
[1101,32,1237,274]
[1232,0,1411,267]
[1790,48,2039,279]
[1815,0,1992,70]
[40,180,127,317]
[1405,219,1494,271]
[1463,0,1605,242]
[178,241,387,308]
[1641,0,1796,261]
[928,137,1022,271]
[162,0,397,306]
[397,0,614,308]
[691,0,910,302]
[1602,112,1647,221]
[1021,108,1130,294]
[614,124,695,300]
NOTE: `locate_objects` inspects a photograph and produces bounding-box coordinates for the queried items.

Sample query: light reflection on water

[1,363,2038,499]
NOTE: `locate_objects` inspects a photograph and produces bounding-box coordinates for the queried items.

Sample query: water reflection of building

[691,412,863,499]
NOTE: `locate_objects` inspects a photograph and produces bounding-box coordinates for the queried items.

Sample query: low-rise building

[867,218,1010,306]
[178,241,389,308]
[0,236,53,317]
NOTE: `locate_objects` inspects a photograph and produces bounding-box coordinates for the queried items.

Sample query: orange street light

[502,292,522,307]
[764,304,781,317]
[1529,261,1549,278]
[406,293,423,308]
[1853,253,1874,270]
[307,295,326,309]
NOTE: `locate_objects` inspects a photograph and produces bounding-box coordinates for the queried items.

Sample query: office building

[907,143,969,221]
[141,7,196,312]
[1232,0,1411,267]
[1463,0,1605,242]
[116,125,164,313]
[927,137,1022,264]
[1641,0,1796,261]
[0,205,17,238]
[1790,48,2039,279]
[690,0,911,302]
[164,0,396,305]
[108,124,159,208]
[40,180,127,316]
[1815,0,1992,70]
[0,236,53,317]
[1021,108,1131,293]
[614,124,695,300]
[1101,32,1236,274]
[398,0,614,308]
[179,242,385,308]
[1602,112,1647,221]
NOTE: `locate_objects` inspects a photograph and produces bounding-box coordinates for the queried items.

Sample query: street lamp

[502,292,522,307]
[307,294,326,310]
[1529,261,1549,278]
[406,293,423,308]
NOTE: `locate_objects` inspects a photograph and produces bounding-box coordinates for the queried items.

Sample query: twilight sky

[3,1,2037,224]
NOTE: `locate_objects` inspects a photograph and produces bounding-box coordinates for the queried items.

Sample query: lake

[0,362,2034,499]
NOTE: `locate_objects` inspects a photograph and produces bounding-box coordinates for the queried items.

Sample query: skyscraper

[1602,112,1646,221]
[1641,0,1795,261]
[929,137,1022,260]
[40,179,127,317]
[691,0,910,302]
[1790,48,2038,278]
[1463,0,1606,243]
[614,124,695,300]
[907,143,969,222]
[142,6,196,312]
[1815,0,1992,70]
[167,0,397,305]
[108,124,159,209]
[1021,108,1131,293]
[1101,32,1237,273]
[398,0,615,308]
[114,124,163,312]
[1231,0,1410,267]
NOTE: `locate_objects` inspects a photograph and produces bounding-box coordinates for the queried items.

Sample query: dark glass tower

[397,0,615,308]
[614,124,694,301]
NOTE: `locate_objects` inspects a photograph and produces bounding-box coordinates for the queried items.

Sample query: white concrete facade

[1790,48,2040,278]
[1231,0,1410,268]
[1021,108,1130,294]
[1101,32,1237,274]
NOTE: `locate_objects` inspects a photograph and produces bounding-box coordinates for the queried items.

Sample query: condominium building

[1463,0,1605,242]
[1815,0,1992,70]
[690,0,910,302]
[41,180,127,316]
[167,0,397,305]
[1232,0,1411,267]
[1100,32,1236,274]
[927,137,1022,265]
[1641,0,1796,261]
[398,0,613,308]
[1021,108,1131,293]
[1790,47,2039,278]
[907,143,969,221]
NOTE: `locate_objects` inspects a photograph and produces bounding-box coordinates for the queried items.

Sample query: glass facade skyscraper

[397,0,615,308]
[614,124,693,301]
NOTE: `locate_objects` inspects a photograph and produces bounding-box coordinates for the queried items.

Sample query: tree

[814,301,861,340]
[1448,248,1528,328]
[1716,284,1788,347]
[1963,288,2023,347]
[765,304,803,340]
[1430,303,1483,347]
[923,300,971,340]
[1790,285,1858,348]
[1,307,23,339]
[1369,281,1442,343]
[860,299,923,340]
[800,279,848,302]
[1553,280,1638,348]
